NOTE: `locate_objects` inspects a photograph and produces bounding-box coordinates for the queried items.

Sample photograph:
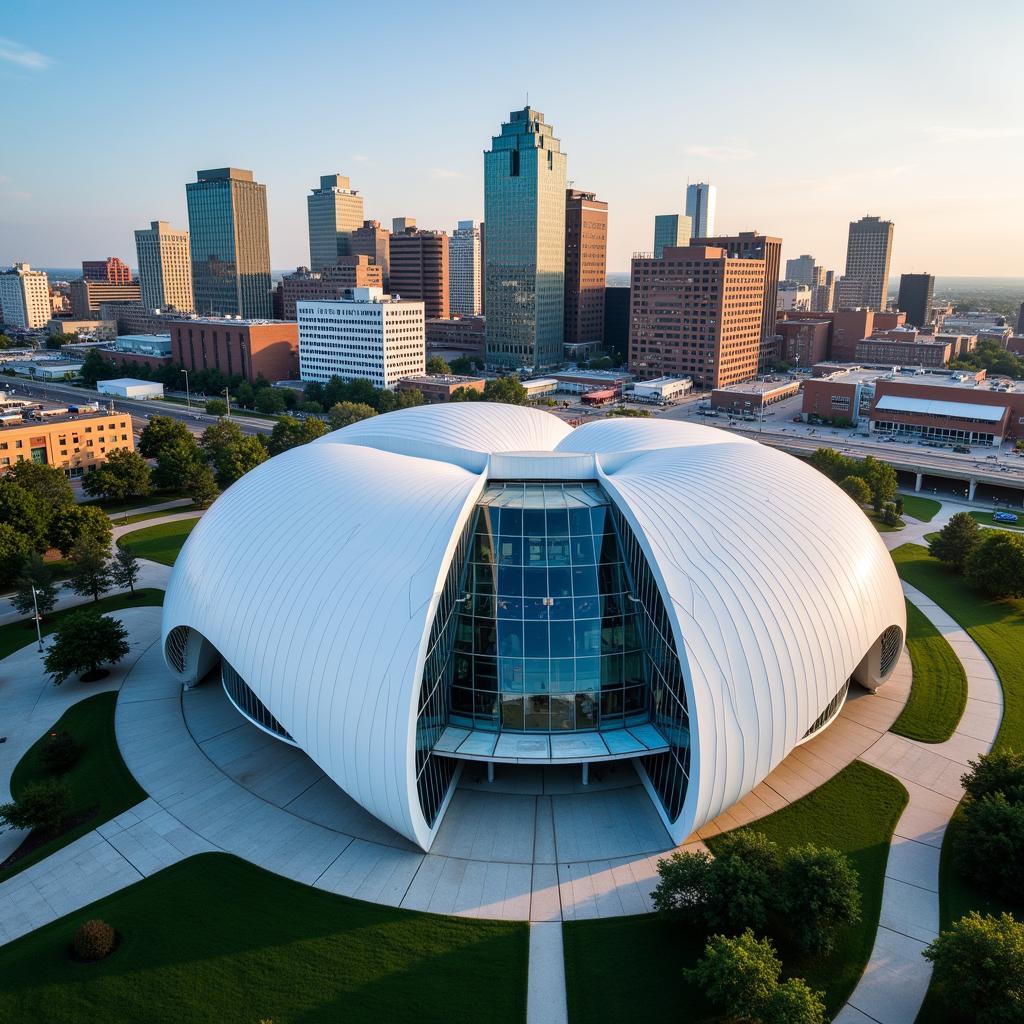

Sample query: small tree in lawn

[0,779,72,835]
[777,844,862,955]
[12,553,58,620]
[44,609,129,684]
[110,545,141,596]
[965,531,1024,598]
[929,511,982,572]
[838,475,872,505]
[184,462,218,509]
[923,912,1024,1024]
[81,448,151,501]
[67,535,111,603]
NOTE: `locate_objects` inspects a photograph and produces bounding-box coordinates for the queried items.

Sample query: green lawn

[891,544,1024,1024]
[115,504,200,526]
[117,518,200,566]
[81,492,189,515]
[891,599,967,743]
[563,761,908,1024]
[969,510,1024,532]
[0,853,529,1024]
[1,692,147,883]
[0,588,164,661]
[900,495,942,522]
[870,512,905,533]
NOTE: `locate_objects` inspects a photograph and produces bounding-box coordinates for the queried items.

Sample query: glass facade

[483,108,567,371]
[802,680,850,739]
[222,660,295,744]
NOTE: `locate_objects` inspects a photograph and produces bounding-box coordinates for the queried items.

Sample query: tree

[426,355,451,374]
[762,978,827,1024]
[923,912,1024,1024]
[327,402,377,430]
[234,381,256,408]
[12,553,58,619]
[200,419,268,488]
[450,386,482,402]
[205,398,228,416]
[606,407,650,417]
[266,415,328,456]
[295,399,323,414]
[777,844,861,954]
[0,479,50,551]
[0,779,71,834]
[48,504,112,557]
[839,475,872,505]
[67,535,111,603]
[965,532,1024,598]
[138,415,194,459]
[651,848,713,918]
[0,522,35,587]
[254,388,287,414]
[701,828,781,934]
[183,462,218,509]
[929,511,982,572]
[859,455,898,512]
[952,792,1024,903]
[153,434,204,492]
[809,447,855,481]
[6,460,74,507]
[449,356,482,375]
[43,609,130,684]
[0,332,15,349]
[483,375,528,405]
[961,749,1024,804]
[110,545,141,596]
[685,929,780,1021]
[79,348,116,387]
[81,448,152,501]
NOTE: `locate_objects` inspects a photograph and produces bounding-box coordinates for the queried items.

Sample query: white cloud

[431,167,466,180]
[0,38,52,70]
[352,153,370,164]
[921,124,1024,144]
[685,144,753,161]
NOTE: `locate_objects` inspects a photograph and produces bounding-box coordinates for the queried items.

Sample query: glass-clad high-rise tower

[307,174,364,270]
[685,182,716,239]
[484,107,567,370]
[186,167,272,319]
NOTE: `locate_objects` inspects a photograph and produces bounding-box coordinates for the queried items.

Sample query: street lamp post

[183,370,191,410]
[224,387,231,418]
[31,585,44,653]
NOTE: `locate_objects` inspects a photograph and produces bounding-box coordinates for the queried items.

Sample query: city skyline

[2,1,1023,277]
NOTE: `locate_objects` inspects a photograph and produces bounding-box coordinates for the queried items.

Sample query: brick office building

[778,319,830,366]
[629,245,765,388]
[169,318,299,383]
[0,410,135,478]
[564,189,608,347]
[280,258,383,319]
[82,257,132,285]
[389,227,449,320]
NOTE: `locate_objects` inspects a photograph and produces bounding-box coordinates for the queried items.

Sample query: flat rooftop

[813,364,1022,392]
[0,409,120,431]
[399,374,483,386]
[713,379,800,395]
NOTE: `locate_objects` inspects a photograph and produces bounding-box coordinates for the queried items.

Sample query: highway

[5,379,275,437]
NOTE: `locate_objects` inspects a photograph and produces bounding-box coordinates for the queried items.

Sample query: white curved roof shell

[162,404,905,849]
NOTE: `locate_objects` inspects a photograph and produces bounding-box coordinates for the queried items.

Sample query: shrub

[703,829,780,934]
[73,919,117,961]
[929,511,981,571]
[0,778,71,833]
[651,848,713,918]
[961,749,1024,804]
[39,731,81,773]
[839,475,872,505]
[205,398,227,416]
[777,844,861,954]
[923,912,1024,1024]
[44,609,130,685]
[964,531,1024,598]
[951,793,1024,903]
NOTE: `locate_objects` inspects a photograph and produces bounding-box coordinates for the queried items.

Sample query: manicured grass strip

[891,599,968,743]
[891,543,1024,753]
[870,512,905,533]
[81,493,189,515]
[1,693,147,883]
[0,589,163,661]
[900,494,941,522]
[0,853,529,1024]
[115,505,200,526]
[969,510,1024,532]
[117,518,200,566]
[563,761,907,1024]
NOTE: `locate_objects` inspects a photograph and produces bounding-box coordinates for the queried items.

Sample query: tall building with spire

[135,221,193,312]
[484,106,568,370]
[843,215,894,311]
[186,167,272,318]
[685,182,716,238]
[307,174,364,270]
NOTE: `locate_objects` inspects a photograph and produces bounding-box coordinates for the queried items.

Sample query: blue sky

[2,0,1023,276]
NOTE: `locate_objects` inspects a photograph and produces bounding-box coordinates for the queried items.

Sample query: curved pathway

[835,581,1003,1024]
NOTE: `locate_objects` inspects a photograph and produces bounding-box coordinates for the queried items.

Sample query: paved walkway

[111,510,203,542]
[835,581,1002,1024]
[101,497,194,519]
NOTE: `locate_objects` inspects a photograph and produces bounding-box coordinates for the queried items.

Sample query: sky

[2,0,1024,277]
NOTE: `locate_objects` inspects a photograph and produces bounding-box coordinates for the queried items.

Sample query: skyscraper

[389,227,450,320]
[0,263,50,329]
[843,215,894,311]
[449,220,482,316]
[629,245,765,387]
[785,254,816,286]
[307,174,364,270]
[350,220,391,289]
[484,106,568,370]
[653,214,692,259]
[186,167,272,319]
[811,267,835,313]
[896,273,935,329]
[135,221,194,312]
[685,183,716,238]
[693,231,782,346]
[564,189,608,347]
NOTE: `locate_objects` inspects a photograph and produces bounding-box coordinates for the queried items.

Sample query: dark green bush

[39,731,81,773]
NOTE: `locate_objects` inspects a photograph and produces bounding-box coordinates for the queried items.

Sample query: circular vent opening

[879,625,903,677]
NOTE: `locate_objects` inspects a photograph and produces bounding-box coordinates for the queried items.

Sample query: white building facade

[297,288,425,389]
[134,221,194,312]
[449,220,482,316]
[0,263,51,329]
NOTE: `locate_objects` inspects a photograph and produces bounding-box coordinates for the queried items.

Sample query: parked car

[953,445,970,453]
[993,511,1019,523]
